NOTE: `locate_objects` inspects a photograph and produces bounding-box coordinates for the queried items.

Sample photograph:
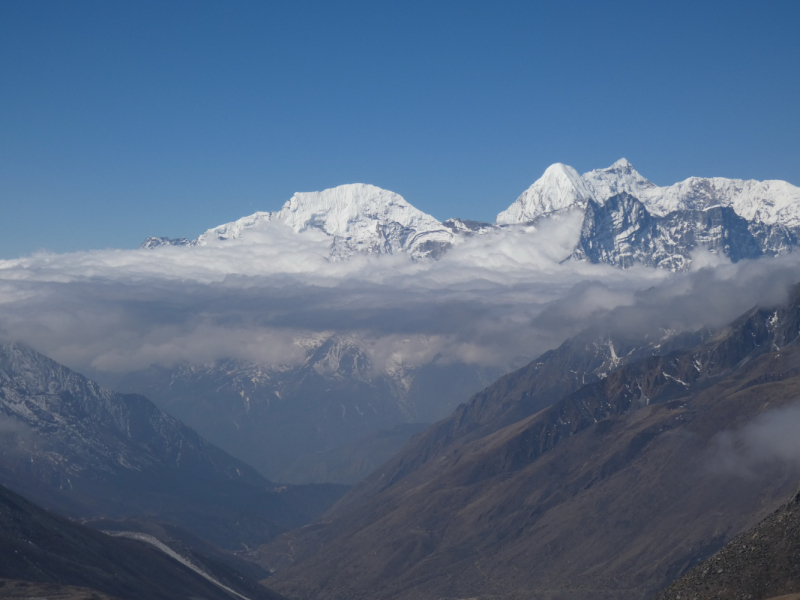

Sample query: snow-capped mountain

[570,193,796,270]
[501,158,800,229]
[498,158,800,269]
[495,163,596,225]
[142,160,800,270]
[144,183,454,261]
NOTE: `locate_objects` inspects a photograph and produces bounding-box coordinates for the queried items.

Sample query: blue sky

[1,0,799,258]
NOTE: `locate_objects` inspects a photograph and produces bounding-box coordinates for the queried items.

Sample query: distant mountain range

[114,332,501,482]
[142,159,800,270]
[127,160,800,488]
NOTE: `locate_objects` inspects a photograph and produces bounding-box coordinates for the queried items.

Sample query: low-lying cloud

[1,214,800,379]
[709,401,800,477]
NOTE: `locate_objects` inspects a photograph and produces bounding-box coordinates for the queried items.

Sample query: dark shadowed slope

[82,517,273,586]
[0,580,123,600]
[256,285,800,600]
[0,483,286,600]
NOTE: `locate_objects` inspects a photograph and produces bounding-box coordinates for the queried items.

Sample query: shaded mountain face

[114,334,501,482]
[571,193,793,270]
[653,487,800,600]
[0,483,286,600]
[255,286,800,600]
[0,341,348,550]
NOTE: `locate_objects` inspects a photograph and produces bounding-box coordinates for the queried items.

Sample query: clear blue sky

[2,0,799,258]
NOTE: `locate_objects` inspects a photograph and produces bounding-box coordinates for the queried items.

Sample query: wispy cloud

[709,401,800,477]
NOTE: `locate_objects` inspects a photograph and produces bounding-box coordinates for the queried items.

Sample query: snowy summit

[146,183,454,261]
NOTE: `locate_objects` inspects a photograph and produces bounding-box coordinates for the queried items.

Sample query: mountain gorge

[114,333,501,482]
[252,286,800,600]
[3,158,800,599]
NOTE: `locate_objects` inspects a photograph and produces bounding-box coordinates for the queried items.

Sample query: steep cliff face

[571,193,791,270]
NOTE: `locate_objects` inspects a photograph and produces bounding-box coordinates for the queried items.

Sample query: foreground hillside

[256,286,800,600]
[0,483,285,600]
[654,486,800,600]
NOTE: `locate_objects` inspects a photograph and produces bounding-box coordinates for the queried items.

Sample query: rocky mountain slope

[114,333,500,482]
[0,483,286,600]
[0,341,347,550]
[570,192,792,270]
[142,160,800,271]
[653,486,800,600]
[334,326,707,509]
[254,285,800,600]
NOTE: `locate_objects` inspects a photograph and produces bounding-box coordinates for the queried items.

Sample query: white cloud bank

[1,213,799,377]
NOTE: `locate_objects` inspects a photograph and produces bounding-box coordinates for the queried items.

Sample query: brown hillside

[253,289,800,600]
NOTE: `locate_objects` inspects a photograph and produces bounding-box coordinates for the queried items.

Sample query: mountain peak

[582,158,656,204]
[496,162,594,225]
[278,183,421,233]
[178,183,454,260]
[611,157,632,169]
